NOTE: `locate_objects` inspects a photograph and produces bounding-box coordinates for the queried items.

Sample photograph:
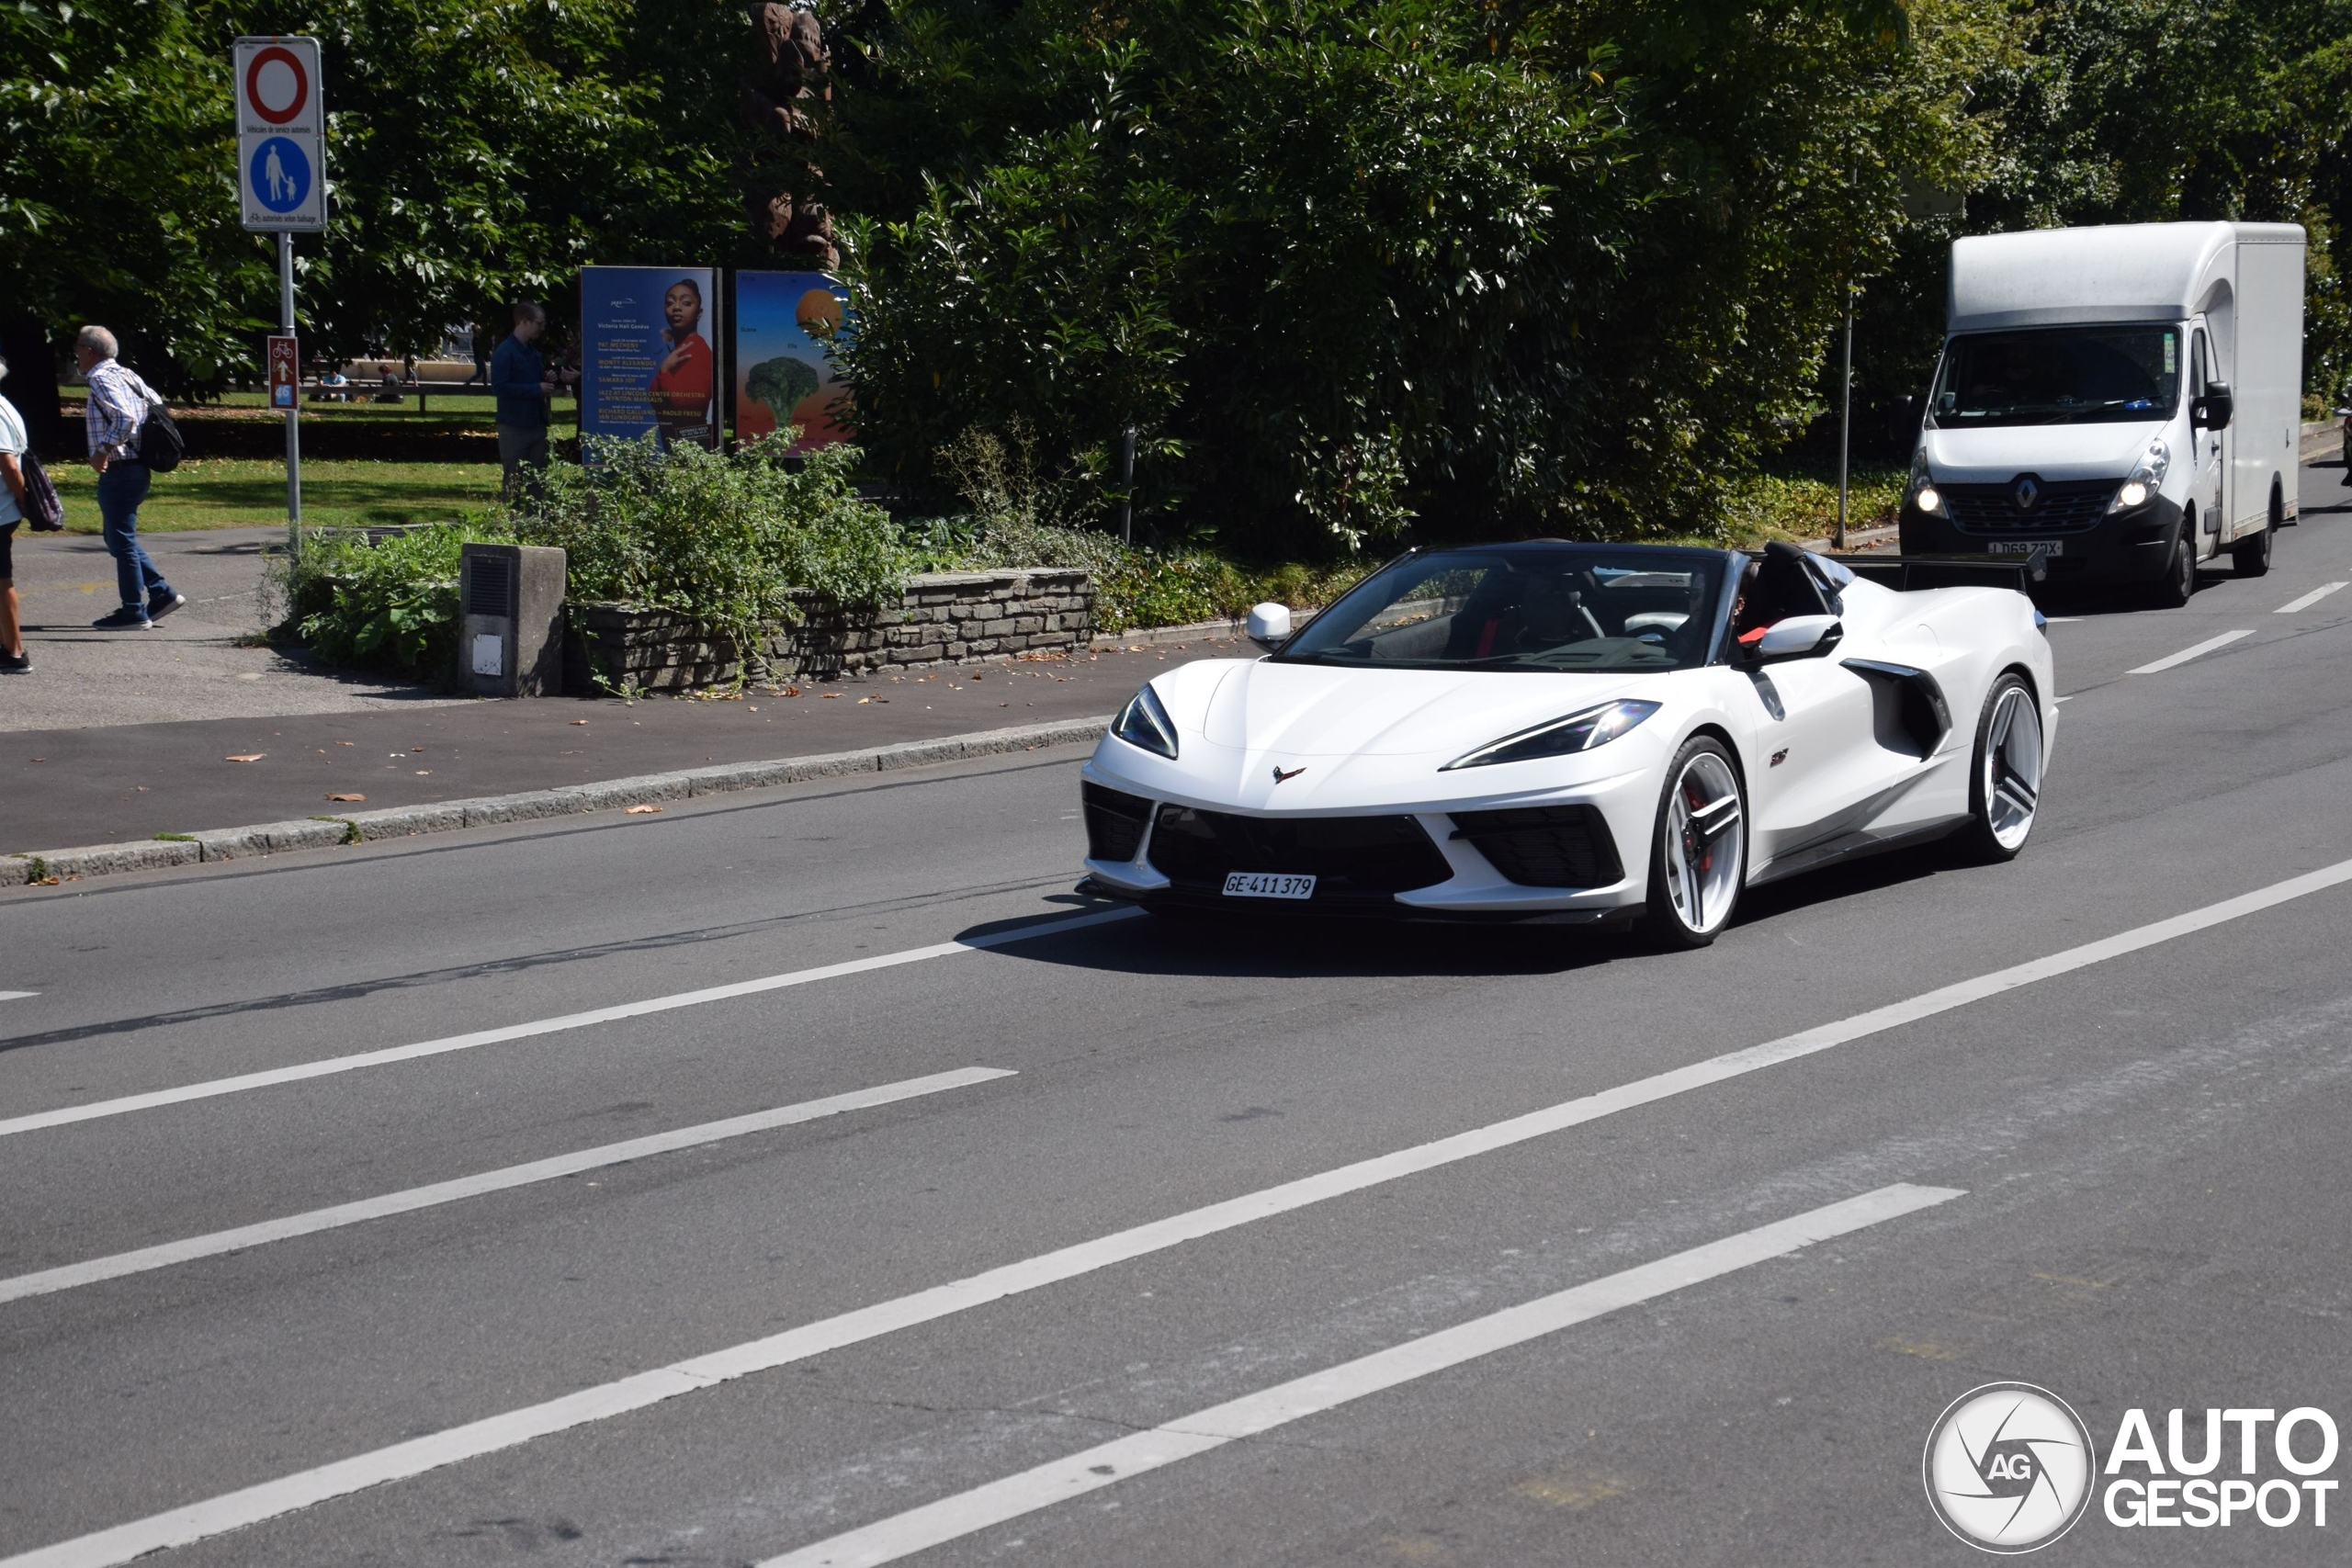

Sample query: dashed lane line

[0,1068,1014,1307]
[0,909,1136,1141]
[10,857,2350,1568]
[2127,629,2255,675]
[755,1185,1966,1568]
[0,992,36,1003]
[2276,581,2346,614]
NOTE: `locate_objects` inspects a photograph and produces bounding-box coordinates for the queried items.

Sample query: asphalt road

[4,459,2351,1567]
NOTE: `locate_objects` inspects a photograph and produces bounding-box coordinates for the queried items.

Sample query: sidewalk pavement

[3,634,1239,856]
[5,525,458,730]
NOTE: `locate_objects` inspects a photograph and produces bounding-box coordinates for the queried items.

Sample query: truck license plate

[1989,540,2064,556]
[1224,872,1316,900]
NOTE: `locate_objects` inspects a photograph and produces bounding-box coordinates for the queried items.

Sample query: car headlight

[1112,683,1179,760]
[1442,698,1662,771]
[1908,448,1944,516]
[2109,436,2169,513]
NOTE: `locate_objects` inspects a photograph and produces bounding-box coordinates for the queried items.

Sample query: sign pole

[280,231,302,552]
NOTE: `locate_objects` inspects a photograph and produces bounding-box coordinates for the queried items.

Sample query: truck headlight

[2109,437,2169,513]
[1112,683,1179,760]
[1908,449,1943,516]
[1442,699,1661,771]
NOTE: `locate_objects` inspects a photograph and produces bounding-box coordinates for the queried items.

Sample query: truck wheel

[2150,520,2195,608]
[2232,521,2272,576]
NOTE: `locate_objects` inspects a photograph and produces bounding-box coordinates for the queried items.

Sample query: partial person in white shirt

[0,354,30,673]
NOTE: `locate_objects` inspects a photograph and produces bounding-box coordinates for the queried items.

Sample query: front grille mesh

[1082,783,1152,863]
[1450,805,1623,888]
[1148,807,1452,897]
[1941,479,2115,535]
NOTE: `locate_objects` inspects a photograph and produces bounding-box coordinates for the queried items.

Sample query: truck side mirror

[2192,381,2234,432]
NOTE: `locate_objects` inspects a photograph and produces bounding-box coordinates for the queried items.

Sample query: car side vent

[466,554,514,617]
[1450,804,1624,889]
[1081,783,1154,863]
[1842,659,1953,758]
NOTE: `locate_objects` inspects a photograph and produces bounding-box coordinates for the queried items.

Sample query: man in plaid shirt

[76,324,185,630]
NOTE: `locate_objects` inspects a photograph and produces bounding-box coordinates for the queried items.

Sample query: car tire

[2149,518,2196,608]
[1951,672,2044,864]
[1640,735,1747,949]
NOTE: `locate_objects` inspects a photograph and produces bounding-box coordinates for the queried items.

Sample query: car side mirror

[2192,381,2234,431]
[1757,615,1844,663]
[1246,601,1292,650]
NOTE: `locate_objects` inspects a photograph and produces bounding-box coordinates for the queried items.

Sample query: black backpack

[138,394,186,472]
[118,367,185,472]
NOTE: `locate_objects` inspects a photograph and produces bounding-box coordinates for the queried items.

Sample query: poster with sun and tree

[734,272,849,452]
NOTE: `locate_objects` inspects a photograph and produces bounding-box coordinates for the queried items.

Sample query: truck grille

[1941,479,2116,535]
[1450,805,1624,888]
[1147,806,1453,897]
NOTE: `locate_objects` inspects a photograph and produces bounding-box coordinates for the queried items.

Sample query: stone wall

[567,568,1094,694]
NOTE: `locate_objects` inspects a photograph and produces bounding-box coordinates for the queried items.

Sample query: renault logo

[2012,477,2041,511]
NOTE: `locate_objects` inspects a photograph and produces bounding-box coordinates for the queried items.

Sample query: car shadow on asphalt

[983,842,1955,979]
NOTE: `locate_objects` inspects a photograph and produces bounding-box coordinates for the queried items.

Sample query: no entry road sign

[235,37,324,231]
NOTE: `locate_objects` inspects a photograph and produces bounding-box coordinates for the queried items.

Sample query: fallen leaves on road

[571,719,589,726]
[325,793,366,803]
[225,753,266,762]
[821,693,839,699]
[626,804,662,814]
[783,685,801,697]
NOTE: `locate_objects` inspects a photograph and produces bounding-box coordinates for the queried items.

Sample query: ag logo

[1923,1382,2096,1552]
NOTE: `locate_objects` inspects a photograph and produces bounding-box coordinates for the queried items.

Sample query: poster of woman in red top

[648,277,716,448]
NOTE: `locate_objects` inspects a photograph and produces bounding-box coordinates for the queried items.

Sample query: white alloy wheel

[1644,739,1746,947]
[1957,673,2044,863]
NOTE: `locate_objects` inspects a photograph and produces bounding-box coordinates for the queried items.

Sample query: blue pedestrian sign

[234,37,325,231]
[249,138,311,214]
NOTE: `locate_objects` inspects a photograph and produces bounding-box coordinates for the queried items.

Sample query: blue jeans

[96,461,173,612]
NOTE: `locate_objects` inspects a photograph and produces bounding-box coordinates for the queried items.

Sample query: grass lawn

[53,458,503,533]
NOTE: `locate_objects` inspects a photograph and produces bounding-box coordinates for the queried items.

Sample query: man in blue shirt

[490,302,554,501]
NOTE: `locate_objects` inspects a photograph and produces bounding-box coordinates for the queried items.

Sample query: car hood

[1179,657,1663,761]
[1922,421,2168,482]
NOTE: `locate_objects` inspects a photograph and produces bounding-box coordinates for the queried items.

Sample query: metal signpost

[234,35,325,553]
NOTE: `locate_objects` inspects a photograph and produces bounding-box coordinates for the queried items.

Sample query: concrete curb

[6,715,1114,887]
[1097,617,1250,647]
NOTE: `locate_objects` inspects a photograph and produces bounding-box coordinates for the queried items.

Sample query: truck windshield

[1930,326,2180,426]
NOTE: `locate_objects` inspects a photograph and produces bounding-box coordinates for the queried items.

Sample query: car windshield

[1274,547,1726,672]
[1930,326,2181,426]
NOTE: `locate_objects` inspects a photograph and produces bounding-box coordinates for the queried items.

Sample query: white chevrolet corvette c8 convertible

[1078,540,2054,946]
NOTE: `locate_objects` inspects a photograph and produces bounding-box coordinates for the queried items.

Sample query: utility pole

[1835,288,1853,551]
[1119,425,1138,546]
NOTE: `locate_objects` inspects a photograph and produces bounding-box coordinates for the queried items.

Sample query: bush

[508,433,911,680]
[273,522,501,682]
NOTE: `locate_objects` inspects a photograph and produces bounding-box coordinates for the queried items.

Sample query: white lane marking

[13,860,2351,1568]
[0,910,1136,1141]
[2127,628,2253,674]
[2043,616,2084,623]
[0,992,37,1003]
[757,1185,1966,1568]
[0,1068,1012,1307]
[2276,581,2346,614]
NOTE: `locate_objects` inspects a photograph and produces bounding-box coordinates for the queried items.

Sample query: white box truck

[1898,221,2305,604]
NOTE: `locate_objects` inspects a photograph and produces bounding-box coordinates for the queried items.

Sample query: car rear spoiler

[1821,552,2044,592]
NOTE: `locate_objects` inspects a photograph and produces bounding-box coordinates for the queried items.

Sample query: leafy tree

[827,0,2006,550]
[2,0,750,394]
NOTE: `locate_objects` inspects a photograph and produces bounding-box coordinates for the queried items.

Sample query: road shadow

[978,897,1644,981]
[986,834,1962,981]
